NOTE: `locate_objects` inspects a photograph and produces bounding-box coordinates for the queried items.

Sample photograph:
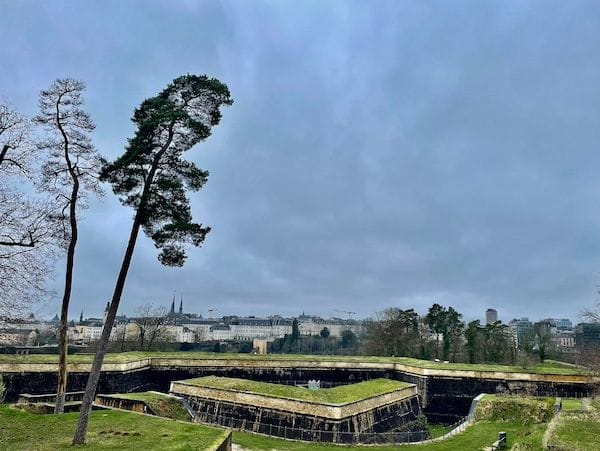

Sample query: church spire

[179,294,183,314]
[170,291,175,314]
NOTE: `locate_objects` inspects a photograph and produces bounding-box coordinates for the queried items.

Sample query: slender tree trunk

[72,212,142,444]
[0,144,9,166]
[54,96,79,415]
[55,180,79,414]
[72,138,170,445]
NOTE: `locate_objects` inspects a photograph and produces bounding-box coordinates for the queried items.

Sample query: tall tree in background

[0,100,57,320]
[482,321,515,364]
[443,306,463,361]
[363,308,420,357]
[35,79,102,414]
[425,303,446,358]
[73,75,232,444]
[533,320,554,363]
[291,318,300,341]
[465,320,481,363]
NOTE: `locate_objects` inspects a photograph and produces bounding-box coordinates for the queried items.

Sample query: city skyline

[3,1,600,321]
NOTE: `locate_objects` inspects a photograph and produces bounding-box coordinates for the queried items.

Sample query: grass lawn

[561,398,583,412]
[102,392,190,421]
[427,423,454,439]
[0,405,228,450]
[0,351,586,375]
[179,376,409,404]
[546,398,600,450]
[232,420,547,450]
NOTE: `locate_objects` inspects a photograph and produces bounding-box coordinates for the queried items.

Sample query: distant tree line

[360,303,560,366]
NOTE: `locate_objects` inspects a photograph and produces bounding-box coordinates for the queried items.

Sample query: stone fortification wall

[170,380,417,420]
[94,395,148,414]
[1,357,596,415]
[171,386,424,443]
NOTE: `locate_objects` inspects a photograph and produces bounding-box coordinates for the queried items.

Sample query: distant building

[210,324,233,341]
[575,323,600,348]
[508,317,533,348]
[552,330,576,353]
[253,338,269,355]
[485,309,498,325]
[297,315,362,338]
[548,318,573,330]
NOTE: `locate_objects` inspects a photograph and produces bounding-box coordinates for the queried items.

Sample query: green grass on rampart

[0,351,587,375]
[546,398,600,450]
[8,395,599,450]
[475,395,554,423]
[232,420,548,450]
[0,405,228,450]
[180,376,409,404]
[102,392,190,421]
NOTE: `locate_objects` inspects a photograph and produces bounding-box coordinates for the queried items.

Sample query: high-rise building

[508,317,533,349]
[485,308,498,324]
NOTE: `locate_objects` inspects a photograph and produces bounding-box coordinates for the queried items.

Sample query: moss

[180,376,410,405]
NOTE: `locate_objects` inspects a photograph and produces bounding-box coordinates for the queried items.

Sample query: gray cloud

[2,0,600,323]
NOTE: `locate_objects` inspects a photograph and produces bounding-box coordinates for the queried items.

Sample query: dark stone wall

[1,369,153,403]
[179,394,425,444]
[422,376,597,423]
[2,365,595,423]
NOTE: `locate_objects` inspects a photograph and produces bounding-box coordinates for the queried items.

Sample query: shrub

[475,395,554,424]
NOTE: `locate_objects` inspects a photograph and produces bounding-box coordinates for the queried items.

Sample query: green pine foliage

[100,75,233,266]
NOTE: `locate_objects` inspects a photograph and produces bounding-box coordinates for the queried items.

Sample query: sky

[2,0,600,323]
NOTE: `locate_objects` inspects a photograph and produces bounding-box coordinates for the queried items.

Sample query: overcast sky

[2,0,600,322]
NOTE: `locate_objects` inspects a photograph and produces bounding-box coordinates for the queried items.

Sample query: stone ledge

[0,357,597,385]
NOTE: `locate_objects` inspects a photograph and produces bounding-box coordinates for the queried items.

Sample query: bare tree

[579,303,600,375]
[0,100,58,320]
[132,303,169,351]
[0,100,32,178]
[582,302,600,323]
[35,79,102,414]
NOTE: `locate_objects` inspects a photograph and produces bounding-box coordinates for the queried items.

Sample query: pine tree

[72,75,232,444]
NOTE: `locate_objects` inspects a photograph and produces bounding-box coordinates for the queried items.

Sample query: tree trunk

[0,144,9,167]
[71,213,142,444]
[72,137,169,444]
[55,180,79,414]
[54,97,79,415]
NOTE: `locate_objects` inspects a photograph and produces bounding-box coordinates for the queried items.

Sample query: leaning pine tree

[72,75,232,444]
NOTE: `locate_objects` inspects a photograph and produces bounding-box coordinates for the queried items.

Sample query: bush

[475,395,554,424]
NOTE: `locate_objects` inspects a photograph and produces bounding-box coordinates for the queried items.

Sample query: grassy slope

[0,351,585,375]
[546,398,600,450]
[561,398,583,411]
[180,376,408,404]
[232,420,547,450]
[103,392,190,421]
[0,405,227,450]
[475,395,554,423]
